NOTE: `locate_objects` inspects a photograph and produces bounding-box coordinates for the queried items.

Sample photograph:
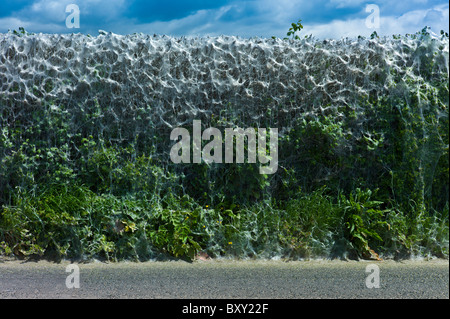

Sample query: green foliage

[279,187,339,258]
[370,31,379,39]
[285,20,304,40]
[277,115,345,197]
[148,195,203,260]
[339,188,389,258]
[0,28,448,261]
[9,27,34,37]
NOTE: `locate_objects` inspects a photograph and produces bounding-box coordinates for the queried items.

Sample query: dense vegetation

[0,28,448,261]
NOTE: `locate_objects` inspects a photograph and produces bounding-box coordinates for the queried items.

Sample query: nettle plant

[285,20,304,40]
[272,19,304,40]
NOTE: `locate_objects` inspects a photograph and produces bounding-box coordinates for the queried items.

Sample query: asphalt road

[0,258,448,299]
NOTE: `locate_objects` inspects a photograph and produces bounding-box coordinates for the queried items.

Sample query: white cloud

[128,2,449,39]
[380,5,449,35]
[303,18,366,38]
[291,3,449,38]
[121,5,287,38]
[1,0,448,38]
[27,0,73,22]
[0,16,66,33]
[15,0,126,24]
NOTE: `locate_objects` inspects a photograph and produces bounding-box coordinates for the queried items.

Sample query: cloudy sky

[0,0,448,39]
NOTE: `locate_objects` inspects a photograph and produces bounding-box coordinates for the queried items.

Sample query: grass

[1,182,447,261]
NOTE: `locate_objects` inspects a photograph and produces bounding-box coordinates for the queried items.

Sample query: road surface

[0,258,448,299]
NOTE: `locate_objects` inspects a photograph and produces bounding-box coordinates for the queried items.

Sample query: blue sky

[0,0,448,38]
